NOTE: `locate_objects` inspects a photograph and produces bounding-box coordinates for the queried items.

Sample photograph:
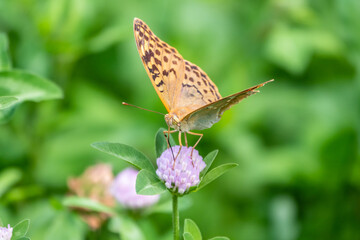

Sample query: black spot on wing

[156,80,164,87]
[169,68,177,77]
[202,78,208,86]
[152,73,159,81]
[181,83,204,101]
[154,58,162,66]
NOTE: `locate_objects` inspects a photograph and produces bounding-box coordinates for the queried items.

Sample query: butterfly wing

[180,80,274,131]
[170,59,222,120]
[134,18,222,117]
[134,18,186,112]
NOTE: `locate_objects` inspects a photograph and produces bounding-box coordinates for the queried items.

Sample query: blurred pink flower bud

[68,163,115,229]
[110,168,160,209]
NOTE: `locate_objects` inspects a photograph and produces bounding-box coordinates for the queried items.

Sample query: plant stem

[172,194,180,240]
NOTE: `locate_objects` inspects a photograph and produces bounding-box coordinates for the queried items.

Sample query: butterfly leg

[184,132,188,147]
[174,132,183,163]
[187,131,203,157]
[178,131,184,146]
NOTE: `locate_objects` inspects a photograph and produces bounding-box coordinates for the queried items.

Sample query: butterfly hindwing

[182,80,273,131]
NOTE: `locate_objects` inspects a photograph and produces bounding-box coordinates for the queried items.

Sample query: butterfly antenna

[122,102,165,115]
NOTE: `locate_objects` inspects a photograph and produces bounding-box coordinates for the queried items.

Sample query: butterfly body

[133,18,273,146]
[165,108,218,132]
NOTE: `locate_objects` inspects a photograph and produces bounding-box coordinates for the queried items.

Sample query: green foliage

[0,33,11,70]
[0,70,63,123]
[183,218,230,240]
[42,210,87,240]
[200,150,218,178]
[91,142,155,172]
[196,163,238,192]
[184,219,202,240]
[12,219,30,240]
[183,232,195,240]
[62,196,116,215]
[135,169,167,195]
[208,237,230,240]
[0,168,22,198]
[0,70,62,122]
[109,216,146,240]
[0,71,62,103]
[0,34,63,123]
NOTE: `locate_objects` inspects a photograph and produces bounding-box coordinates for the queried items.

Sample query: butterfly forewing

[134,18,185,112]
[172,60,222,120]
[134,18,222,119]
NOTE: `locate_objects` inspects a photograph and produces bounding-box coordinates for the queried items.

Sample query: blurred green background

[0,0,359,239]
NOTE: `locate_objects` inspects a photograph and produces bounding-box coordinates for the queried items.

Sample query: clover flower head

[110,168,160,209]
[0,224,13,240]
[156,146,206,194]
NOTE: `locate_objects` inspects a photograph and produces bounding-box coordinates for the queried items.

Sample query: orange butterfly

[133,18,273,148]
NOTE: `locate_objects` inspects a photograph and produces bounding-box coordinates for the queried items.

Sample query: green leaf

[196,163,238,192]
[16,237,31,240]
[0,96,18,109]
[87,24,128,53]
[62,196,115,215]
[108,216,145,240]
[136,169,166,195]
[208,237,230,240]
[0,70,63,103]
[155,128,176,158]
[0,33,12,71]
[91,142,155,172]
[265,25,312,74]
[0,103,16,124]
[0,168,22,198]
[200,150,218,178]
[183,232,195,240]
[0,70,63,123]
[184,219,202,240]
[12,219,30,240]
[43,210,86,240]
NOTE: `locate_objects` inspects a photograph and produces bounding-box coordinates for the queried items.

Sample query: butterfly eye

[164,114,173,126]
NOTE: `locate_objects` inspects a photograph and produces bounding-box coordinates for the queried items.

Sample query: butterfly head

[165,113,181,131]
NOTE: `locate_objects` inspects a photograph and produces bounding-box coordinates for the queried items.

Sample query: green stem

[172,194,180,240]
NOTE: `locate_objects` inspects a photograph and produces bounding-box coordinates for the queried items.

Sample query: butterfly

[133,18,273,148]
